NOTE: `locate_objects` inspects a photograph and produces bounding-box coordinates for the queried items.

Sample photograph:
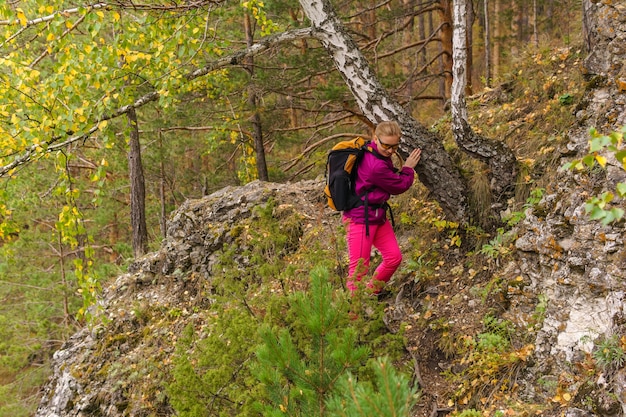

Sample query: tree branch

[185,27,314,80]
[0,3,108,27]
[0,25,316,178]
[0,1,224,28]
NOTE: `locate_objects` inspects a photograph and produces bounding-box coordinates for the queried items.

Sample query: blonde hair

[375,121,401,138]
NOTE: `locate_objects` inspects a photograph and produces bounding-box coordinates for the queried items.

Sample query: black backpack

[323,137,393,235]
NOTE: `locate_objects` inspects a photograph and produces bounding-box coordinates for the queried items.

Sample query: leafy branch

[0,20,314,178]
[562,126,626,225]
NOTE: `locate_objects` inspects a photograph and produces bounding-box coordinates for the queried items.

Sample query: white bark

[1,1,473,222]
[300,0,470,222]
[451,0,518,218]
[451,0,468,133]
[483,0,491,86]
[298,0,408,123]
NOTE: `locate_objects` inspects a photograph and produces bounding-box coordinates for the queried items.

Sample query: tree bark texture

[158,130,167,238]
[244,12,269,182]
[127,107,148,257]
[465,0,474,95]
[451,0,518,219]
[531,0,538,48]
[493,0,501,79]
[483,0,491,86]
[418,0,428,70]
[437,0,454,98]
[300,0,469,223]
[251,106,268,181]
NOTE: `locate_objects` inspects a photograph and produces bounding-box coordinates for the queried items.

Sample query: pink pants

[344,218,402,293]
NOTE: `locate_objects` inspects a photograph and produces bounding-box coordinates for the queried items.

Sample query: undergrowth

[166,199,414,416]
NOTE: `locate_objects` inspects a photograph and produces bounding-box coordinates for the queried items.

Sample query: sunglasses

[377,137,400,151]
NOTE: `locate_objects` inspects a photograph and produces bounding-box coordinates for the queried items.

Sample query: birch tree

[0,0,468,223]
[483,0,492,86]
[1,0,529,227]
[299,0,469,222]
[450,0,518,222]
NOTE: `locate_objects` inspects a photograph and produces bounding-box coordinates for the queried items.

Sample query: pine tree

[252,267,418,416]
[326,357,420,417]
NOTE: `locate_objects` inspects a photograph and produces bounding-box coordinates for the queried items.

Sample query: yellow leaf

[113,11,121,21]
[595,154,607,168]
[562,393,571,401]
[96,11,104,19]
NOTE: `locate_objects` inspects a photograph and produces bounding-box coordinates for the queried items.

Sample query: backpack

[324,137,395,236]
[324,137,371,211]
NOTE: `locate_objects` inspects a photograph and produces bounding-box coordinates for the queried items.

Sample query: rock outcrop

[35,180,330,417]
[507,1,626,413]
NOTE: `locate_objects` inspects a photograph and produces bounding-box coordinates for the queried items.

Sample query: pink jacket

[343,141,415,225]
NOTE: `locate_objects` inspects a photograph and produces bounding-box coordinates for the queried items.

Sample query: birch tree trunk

[300,0,469,223]
[465,0,474,95]
[451,0,518,222]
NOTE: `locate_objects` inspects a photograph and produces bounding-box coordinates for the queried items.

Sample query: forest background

[0,0,591,415]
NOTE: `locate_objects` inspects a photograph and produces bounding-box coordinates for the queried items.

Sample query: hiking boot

[376,288,392,301]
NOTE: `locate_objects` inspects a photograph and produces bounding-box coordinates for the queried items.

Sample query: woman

[343,121,421,294]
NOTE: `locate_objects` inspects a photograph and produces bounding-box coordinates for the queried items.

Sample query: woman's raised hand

[403,148,421,169]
